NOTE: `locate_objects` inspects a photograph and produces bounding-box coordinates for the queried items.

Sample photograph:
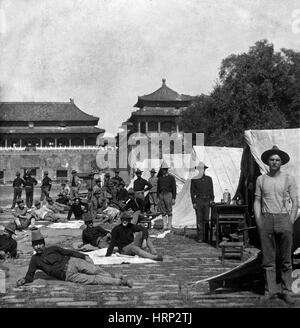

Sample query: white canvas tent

[173,146,243,228]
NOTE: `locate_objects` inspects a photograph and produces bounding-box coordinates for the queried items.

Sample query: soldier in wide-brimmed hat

[190,161,214,243]
[70,169,81,199]
[16,229,133,288]
[148,168,158,213]
[157,161,177,230]
[0,222,18,259]
[133,168,152,211]
[40,170,52,203]
[11,171,24,209]
[254,145,298,305]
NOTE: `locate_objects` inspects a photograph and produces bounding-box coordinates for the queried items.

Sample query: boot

[167,215,172,230]
[163,215,168,230]
[120,277,133,288]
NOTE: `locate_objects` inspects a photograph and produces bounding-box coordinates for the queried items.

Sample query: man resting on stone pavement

[80,215,112,249]
[16,229,133,288]
[105,211,163,261]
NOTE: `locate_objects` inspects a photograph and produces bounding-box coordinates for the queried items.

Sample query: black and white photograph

[0,0,299,314]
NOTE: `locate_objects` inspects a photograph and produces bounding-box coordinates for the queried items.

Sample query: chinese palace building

[125,78,194,135]
[0,99,104,147]
[0,100,105,183]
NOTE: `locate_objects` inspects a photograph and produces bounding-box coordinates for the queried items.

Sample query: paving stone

[56,301,98,307]
[5,298,26,303]
[34,297,74,302]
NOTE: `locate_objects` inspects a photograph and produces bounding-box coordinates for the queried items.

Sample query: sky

[0,0,299,134]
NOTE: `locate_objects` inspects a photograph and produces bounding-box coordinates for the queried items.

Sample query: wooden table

[210,204,249,249]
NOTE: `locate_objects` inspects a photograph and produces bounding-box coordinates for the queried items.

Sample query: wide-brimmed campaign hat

[135,169,143,174]
[150,168,156,173]
[71,169,77,174]
[16,199,24,204]
[114,169,120,173]
[105,172,111,177]
[5,222,16,235]
[261,145,290,165]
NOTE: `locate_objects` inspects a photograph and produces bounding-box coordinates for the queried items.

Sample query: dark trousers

[195,199,210,241]
[259,213,293,295]
[25,187,34,208]
[12,187,22,208]
[40,186,50,201]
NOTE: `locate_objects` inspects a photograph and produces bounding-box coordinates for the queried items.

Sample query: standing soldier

[103,172,114,200]
[157,162,176,230]
[254,145,298,305]
[70,170,81,200]
[11,171,24,209]
[190,162,214,243]
[133,169,152,205]
[23,170,38,208]
[40,171,52,203]
[148,169,158,213]
[110,169,125,202]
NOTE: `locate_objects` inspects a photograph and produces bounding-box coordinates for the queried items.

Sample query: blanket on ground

[84,248,156,265]
[47,221,84,229]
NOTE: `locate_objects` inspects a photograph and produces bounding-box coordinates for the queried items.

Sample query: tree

[182,40,300,146]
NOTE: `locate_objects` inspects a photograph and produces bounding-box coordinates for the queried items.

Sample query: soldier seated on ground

[80,215,112,249]
[16,229,133,288]
[120,188,144,225]
[0,222,18,259]
[56,182,71,205]
[30,200,60,222]
[11,199,35,231]
[67,197,88,221]
[105,212,162,261]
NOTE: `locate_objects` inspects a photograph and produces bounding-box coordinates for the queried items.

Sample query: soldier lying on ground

[16,229,133,288]
[30,200,62,222]
[0,222,18,259]
[105,211,162,261]
[11,199,35,231]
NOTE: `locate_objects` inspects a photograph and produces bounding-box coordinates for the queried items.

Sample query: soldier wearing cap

[110,169,125,202]
[12,199,35,231]
[67,197,87,221]
[116,180,129,203]
[11,171,25,209]
[148,168,158,213]
[82,215,112,249]
[0,222,18,259]
[17,229,133,288]
[133,169,152,212]
[106,211,162,261]
[190,162,214,243]
[23,169,38,208]
[121,188,143,224]
[40,170,52,203]
[70,170,81,199]
[30,200,58,222]
[157,161,177,230]
[254,146,298,305]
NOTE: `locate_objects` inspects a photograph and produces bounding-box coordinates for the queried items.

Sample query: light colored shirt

[31,206,50,220]
[148,176,158,193]
[255,172,298,214]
